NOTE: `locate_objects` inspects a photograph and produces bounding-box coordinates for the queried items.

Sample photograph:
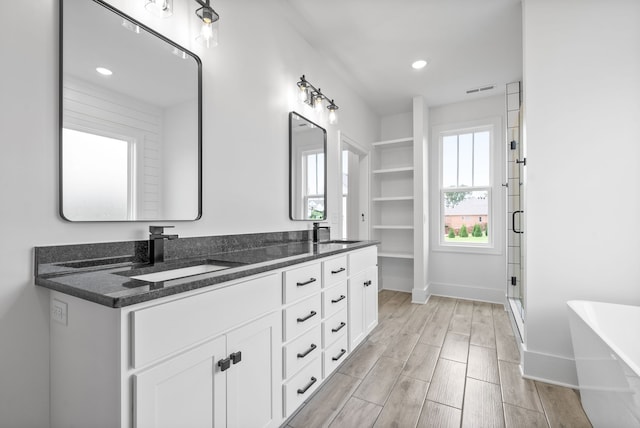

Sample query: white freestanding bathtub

[567,300,640,427]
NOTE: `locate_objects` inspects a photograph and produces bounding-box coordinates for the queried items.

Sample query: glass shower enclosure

[506,81,525,340]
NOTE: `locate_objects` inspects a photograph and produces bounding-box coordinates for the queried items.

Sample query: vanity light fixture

[145,0,173,18]
[296,75,340,125]
[194,0,220,48]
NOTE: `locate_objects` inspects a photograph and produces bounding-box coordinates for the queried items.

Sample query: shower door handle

[512,210,524,234]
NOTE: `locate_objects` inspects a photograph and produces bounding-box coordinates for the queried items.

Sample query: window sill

[432,244,503,256]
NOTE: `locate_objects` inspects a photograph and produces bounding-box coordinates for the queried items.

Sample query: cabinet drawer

[131,273,280,368]
[283,355,322,418]
[283,324,322,379]
[323,333,349,378]
[323,281,347,318]
[283,263,322,304]
[284,293,322,341]
[349,246,377,276]
[323,255,348,288]
[323,307,348,348]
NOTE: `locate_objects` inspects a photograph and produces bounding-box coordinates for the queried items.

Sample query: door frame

[338,131,370,240]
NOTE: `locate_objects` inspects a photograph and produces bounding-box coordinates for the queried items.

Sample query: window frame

[302,149,325,219]
[432,117,503,255]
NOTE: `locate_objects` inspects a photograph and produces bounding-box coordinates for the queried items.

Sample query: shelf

[378,252,414,259]
[372,196,414,202]
[372,167,414,174]
[372,225,414,230]
[372,137,413,147]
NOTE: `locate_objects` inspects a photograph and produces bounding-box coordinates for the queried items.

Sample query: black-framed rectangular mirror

[289,112,327,221]
[60,0,202,221]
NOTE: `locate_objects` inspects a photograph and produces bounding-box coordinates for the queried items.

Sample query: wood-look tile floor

[285,291,592,428]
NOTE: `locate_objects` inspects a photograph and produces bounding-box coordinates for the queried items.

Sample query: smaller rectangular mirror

[289,112,327,221]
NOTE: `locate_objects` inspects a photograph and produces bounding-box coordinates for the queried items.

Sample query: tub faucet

[312,222,330,243]
[149,226,178,264]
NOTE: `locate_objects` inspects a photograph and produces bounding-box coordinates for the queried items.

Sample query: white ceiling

[64,0,197,108]
[283,0,523,116]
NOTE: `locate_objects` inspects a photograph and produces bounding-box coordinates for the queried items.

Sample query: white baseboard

[429,281,503,304]
[411,283,431,304]
[521,345,579,388]
[380,286,412,293]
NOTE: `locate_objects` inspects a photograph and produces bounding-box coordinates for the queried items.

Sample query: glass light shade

[298,85,308,102]
[145,0,173,18]
[196,20,219,48]
[314,94,323,111]
[328,108,338,125]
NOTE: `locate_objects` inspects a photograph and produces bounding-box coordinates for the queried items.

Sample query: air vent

[466,84,495,94]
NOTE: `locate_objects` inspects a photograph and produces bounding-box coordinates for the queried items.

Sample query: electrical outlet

[51,299,68,325]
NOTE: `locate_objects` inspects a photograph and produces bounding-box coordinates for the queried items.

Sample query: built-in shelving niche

[371,137,415,290]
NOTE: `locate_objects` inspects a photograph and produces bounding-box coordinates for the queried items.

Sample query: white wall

[0,0,379,425]
[164,100,199,219]
[380,112,412,140]
[428,95,507,303]
[522,0,640,386]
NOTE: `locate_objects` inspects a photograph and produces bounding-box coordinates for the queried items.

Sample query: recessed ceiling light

[96,67,113,76]
[412,60,428,70]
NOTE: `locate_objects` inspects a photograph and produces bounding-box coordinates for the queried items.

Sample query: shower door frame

[506,81,525,341]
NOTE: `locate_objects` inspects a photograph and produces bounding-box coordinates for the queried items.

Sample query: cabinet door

[364,266,378,335]
[348,271,366,351]
[134,336,226,428]
[226,311,282,428]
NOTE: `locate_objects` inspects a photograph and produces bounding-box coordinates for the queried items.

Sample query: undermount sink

[131,263,232,283]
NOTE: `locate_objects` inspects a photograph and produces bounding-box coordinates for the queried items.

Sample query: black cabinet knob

[230,351,242,365]
[218,357,231,372]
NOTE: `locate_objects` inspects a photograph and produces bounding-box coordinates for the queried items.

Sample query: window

[440,128,492,247]
[62,128,135,220]
[304,151,324,219]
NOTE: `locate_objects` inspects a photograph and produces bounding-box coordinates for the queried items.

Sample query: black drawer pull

[297,376,317,394]
[331,267,346,274]
[297,310,317,323]
[297,343,317,359]
[331,295,346,304]
[296,278,317,287]
[332,349,347,361]
[364,280,372,287]
[230,351,242,365]
[332,322,346,333]
[218,357,231,372]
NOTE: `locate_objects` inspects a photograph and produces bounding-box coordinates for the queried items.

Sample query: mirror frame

[58,0,203,222]
[289,111,327,221]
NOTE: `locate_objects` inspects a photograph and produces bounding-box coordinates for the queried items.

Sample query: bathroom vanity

[35,232,378,428]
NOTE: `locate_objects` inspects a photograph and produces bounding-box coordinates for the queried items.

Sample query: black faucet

[149,226,179,264]
[312,222,330,243]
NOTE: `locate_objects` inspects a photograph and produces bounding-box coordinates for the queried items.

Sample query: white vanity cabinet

[281,260,324,418]
[135,311,281,428]
[50,272,282,428]
[48,245,377,428]
[134,335,226,428]
[348,247,379,351]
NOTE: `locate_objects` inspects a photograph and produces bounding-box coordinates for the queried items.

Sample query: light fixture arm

[194,0,219,24]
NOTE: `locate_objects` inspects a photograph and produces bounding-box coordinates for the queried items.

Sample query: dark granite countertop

[35,237,378,308]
